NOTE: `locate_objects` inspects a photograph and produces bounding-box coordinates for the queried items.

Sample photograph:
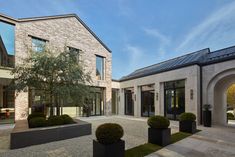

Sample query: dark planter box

[11,119,91,149]
[179,121,196,133]
[148,128,171,146]
[93,139,125,157]
[203,110,211,127]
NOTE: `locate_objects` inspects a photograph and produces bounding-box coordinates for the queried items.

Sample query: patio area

[0,116,234,157]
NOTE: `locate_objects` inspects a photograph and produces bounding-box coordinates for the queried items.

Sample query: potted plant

[203,104,212,127]
[5,109,10,118]
[147,115,170,146]
[93,123,124,157]
[179,112,196,133]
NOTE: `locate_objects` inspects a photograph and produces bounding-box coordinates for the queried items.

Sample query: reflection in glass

[96,56,104,80]
[32,37,46,52]
[141,84,155,117]
[164,80,185,120]
[125,88,134,115]
[90,88,104,116]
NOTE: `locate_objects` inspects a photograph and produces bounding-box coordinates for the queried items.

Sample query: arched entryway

[206,69,235,126]
[226,84,235,125]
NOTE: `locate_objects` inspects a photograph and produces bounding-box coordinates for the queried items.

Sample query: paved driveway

[0,116,234,157]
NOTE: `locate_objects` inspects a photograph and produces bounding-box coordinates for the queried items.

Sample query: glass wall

[141,84,155,117]
[96,55,104,80]
[164,80,185,120]
[90,88,104,116]
[124,87,134,115]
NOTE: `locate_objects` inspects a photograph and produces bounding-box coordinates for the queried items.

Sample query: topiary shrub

[60,114,75,124]
[47,115,64,126]
[147,116,170,129]
[96,123,124,145]
[179,112,196,122]
[29,117,47,128]
[227,113,235,120]
[27,112,46,122]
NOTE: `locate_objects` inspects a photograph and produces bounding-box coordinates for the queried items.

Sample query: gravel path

[0,116,178,157]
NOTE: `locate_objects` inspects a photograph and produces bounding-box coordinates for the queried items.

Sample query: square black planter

[203,111,211,127]
[93,140,125,157]
[179,121,196,133]
[148,128,171,146]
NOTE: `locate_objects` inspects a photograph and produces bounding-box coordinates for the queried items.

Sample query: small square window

[32,37,46,52]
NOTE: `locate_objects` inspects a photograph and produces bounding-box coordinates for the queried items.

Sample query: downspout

[200,65,203,124]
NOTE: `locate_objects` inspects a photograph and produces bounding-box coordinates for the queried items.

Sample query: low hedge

[147,116,170,129]
[28,114,75,128]
[61,114,75,124]
[27,112,46,122]
[96,123,124,145]
[29,117,47,128]
[179,112,196,122]
[227,113,235,120]
[47,115,64,126]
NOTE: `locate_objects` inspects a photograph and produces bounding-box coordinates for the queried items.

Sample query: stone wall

[119,65,201,123]
[14,16,112,120]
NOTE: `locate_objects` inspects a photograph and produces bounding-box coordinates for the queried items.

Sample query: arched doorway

[206,69,235,126]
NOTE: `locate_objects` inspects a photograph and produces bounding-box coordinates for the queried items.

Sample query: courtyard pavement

[0,116,234,157]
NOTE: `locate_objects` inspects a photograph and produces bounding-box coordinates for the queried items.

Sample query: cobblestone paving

[0,116,178,157]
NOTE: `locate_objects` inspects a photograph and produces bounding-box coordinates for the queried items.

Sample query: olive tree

[11,47,92,116]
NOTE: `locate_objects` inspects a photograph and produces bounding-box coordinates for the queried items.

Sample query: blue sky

[1,0,235,79]
[0,21,14,55]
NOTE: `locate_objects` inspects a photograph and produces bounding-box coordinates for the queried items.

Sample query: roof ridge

[17,13,76,21]
[209,44,235,54]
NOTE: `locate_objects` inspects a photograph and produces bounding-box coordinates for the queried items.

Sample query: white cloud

[124,44,144,70]
[143,28,170,44]
[177,1,235,52]
[143,28,171,57]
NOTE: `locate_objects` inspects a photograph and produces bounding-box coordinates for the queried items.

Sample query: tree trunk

[50,92,54,116]
[56,95,60,116]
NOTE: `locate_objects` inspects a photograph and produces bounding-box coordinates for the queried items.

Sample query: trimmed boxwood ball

[60,114,75,124]
[27,112,46,122]
[227,113,235,120]
[179,112,196,121]
[48,115,64,126]
[29,117,47,128]
[147,116,170,129]
[96,123,124,145]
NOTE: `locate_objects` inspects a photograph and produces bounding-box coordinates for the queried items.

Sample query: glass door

[90,88,104,116]
[164,80,185,120]
[124,88,134,115]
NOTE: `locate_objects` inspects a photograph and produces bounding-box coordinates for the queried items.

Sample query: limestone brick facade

[0,14,112,120]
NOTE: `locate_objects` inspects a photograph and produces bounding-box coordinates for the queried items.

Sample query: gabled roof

[120,45,235,81]
[0,13,111,53]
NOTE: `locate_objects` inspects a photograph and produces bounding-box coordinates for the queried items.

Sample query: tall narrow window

[96,55,104,80]
[32,37,46,52]
[68,47,80,62]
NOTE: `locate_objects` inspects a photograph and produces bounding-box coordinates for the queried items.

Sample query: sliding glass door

[164,80,185,120]
[141,84,155,117]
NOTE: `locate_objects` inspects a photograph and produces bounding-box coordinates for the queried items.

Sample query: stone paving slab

[0,116,177,157]
[147,125,235,157]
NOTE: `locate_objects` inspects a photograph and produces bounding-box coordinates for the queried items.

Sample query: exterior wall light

[190,89,193,100]
[156,92,158,101]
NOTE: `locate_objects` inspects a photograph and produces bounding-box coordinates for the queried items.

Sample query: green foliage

[27,112,46,122]
[227,113,235,120]
[203,104,211,111]
[179,112,196,122]
[227,84,235,109]
[96,123,124,145]
[60,114,75,124]
[47,115,64,126]
[11,47,92,116]
[147,116,170,129]
[29,117,47,128]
